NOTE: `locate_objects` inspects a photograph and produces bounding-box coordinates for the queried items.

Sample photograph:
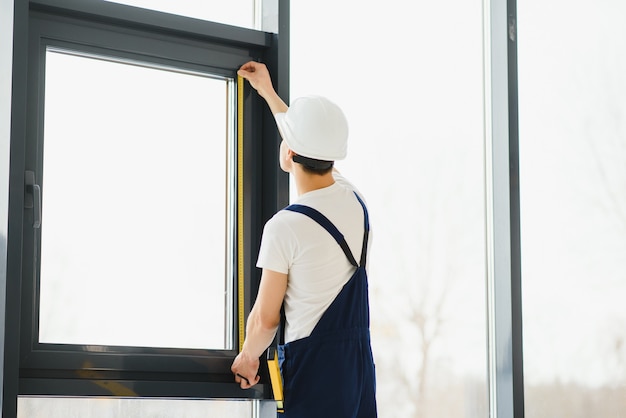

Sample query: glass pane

[39,49,235,350]
[103,0,257,30]
[518,1,626,416]
[291,1,487,416]
[17,397,260,418]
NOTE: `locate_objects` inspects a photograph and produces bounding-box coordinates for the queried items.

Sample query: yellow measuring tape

[267,347,285,412]
[238,74,284,412]
[237,75,245,352]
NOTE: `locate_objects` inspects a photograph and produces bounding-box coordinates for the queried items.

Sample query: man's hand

[231,350,261,389]
[238,61,274,99]
[238,61,288,115]
[230,269,286,389]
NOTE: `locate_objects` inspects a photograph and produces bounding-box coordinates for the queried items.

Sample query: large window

[518,0,626,416]
[10,0,280,406]
[291,1,488,416]
[38,49,235,350]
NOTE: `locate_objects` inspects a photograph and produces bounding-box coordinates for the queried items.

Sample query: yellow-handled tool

[267,347,284,413]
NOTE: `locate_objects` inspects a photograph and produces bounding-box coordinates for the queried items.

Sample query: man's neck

[294,171,335,196]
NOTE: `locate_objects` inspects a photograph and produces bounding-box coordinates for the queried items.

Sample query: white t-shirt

[256,172,368,343]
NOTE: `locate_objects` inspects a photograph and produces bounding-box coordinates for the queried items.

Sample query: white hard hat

[274,95,348,161]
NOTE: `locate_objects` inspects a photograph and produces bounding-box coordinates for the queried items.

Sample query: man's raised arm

[238,61,288,115]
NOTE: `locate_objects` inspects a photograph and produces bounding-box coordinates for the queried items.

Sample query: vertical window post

[3,0,29,416]
[484,0,525,416]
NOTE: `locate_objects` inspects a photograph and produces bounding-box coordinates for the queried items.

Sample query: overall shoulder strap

[353,192,370,267]
[278,194,370,345]
[284,204,359,267]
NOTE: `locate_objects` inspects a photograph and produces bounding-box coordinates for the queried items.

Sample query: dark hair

[300,162,334,175]
[292,154,334,176]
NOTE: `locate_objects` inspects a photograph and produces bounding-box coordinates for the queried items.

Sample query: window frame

[8,0,288,401]
[483,0,525,416]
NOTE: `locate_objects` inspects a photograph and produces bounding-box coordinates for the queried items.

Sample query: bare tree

[583,56,626,231]
[410,282,449,418]
[389,141,482,418]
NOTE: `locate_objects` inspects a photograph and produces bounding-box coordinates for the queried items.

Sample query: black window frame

[6,0,289,403]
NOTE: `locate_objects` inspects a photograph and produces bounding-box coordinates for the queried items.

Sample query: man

[231,61,377,417]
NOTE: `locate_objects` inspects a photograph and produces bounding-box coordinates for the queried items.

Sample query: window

[17,397,272,418]
[518,0,626,416]
[103,0,259,30]
[39,49,235,350]
[11,0,283,402]
[290,1,488,416]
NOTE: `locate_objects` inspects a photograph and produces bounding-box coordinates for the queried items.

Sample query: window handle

[24,170,42,229]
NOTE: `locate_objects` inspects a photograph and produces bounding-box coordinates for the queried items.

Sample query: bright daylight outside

[518,0,626,416]
[292,0,626,416]
[38,50,233,350]
[291,1,487,417]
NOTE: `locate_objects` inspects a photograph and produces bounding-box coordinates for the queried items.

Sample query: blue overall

[278,192,377,417]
